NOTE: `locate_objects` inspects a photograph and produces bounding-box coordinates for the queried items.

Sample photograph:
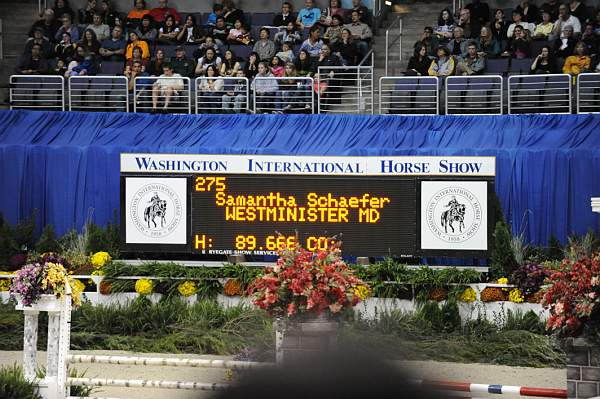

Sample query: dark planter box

[565,337,600,398]
[276,314,339,365]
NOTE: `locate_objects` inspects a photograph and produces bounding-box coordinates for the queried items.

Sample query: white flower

[555,302,564,315]
[588,292,596,299]
[591,276,599,286]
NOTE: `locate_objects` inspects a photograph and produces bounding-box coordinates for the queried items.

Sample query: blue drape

[1,109,599,245]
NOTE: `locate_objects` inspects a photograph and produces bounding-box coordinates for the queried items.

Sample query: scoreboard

[121,154,495,258]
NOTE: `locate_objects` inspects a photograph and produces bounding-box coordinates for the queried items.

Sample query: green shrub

[490,220,517,278]
[546,234,563,261]
[35,225,60,254]
[0,364,41,399]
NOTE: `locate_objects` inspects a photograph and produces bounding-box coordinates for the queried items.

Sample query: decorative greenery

[35,225,60,254]
[0,364,41,399]
[489,220,518,279]
[546,235,564,261]
[511,263,550,296]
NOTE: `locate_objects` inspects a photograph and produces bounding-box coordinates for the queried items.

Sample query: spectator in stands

[324,15,345,45]
[198,64,224,112]
[52,59,67,75]
[508,10,536,38]
[138,15,157,44]
[127,0,149,30]
[25,27,54,59]
[211,17,230,46]
[17,43,48,74]
[530,45,557,72]
[126,30,150,60]
[149,0,181,26]
[552,4,582,37]
[448,27,468,57]
[504,25,531,58]
[278,63,304,112]
[53,0,75,23]
[275,21,302,46]
[515,0,540,24]
[222,0,244,29]
[274,2,295,27]
[78,0,97,26]
[540,0,560,22]
[434,8,455,42]
[270,56,285,77]
[222,69,247,112]
[320,0,348,27]
[55,14,79,43]
[351,0,370,26]
[79,29,101,56]
[300,25,324,58]
[100,0,118,28]
[533,11,554,39]
[87,13,110,41]
[65,45,97,76]
[54,32,77,62]
[428,46,455,76]
[227,19,245,44]
[193,36,219,59]
[465,0,490,27]
[113,15,126,35]
[476,26,501,57]
[457,8,480,38]
[295,49,316,76]
[220,49,240,76]
[99,24,125,61]
[297,0,321,29]
[344,10,372,58]
[253,61,279,112]
[206,4,223,27]
[581,24,598,55]
[151,63,184,113]
[333,28,359,65]
[148,48,166,75]
[316,44,342,106]
[456,41,486,74]
[125,46,147,70]
[195,47,222,75]
[414,27,439,57]
[569,0,589,25]
[125,60,149,93]
[276,42,295,63]
[29,9,61,42]
[157,15,180,44]
[170,45,196,78]
[406,43,432,75]
[177,14,204,45]
[553,25,577,57]
[254,28,276,61]
[244,52,260,79]
[490,9,509,42]
[563,41,591,74]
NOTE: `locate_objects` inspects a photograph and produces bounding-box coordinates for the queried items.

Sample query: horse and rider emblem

[441,196,466,234]
[145,193,167,229]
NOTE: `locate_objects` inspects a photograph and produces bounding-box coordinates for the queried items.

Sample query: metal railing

[38,0,48,17]
[68,76,128,112]
[133,76,191,114]
[317,65,373,114]
[446,75,503,115]
[251,76,314,114]
[9,75,65,111]
[577,73,600,114]
[508,74,571,114]
[379,76,439,115]
[196,76,249,114]
[384,16,403,76]
[0,18,3,60]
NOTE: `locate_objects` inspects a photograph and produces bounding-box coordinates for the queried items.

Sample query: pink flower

[591,276,599,286]
[329,303,342,313]
[554,302,564,315]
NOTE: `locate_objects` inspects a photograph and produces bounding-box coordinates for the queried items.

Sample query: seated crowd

[18,0,373,113]
[407,0,600,77]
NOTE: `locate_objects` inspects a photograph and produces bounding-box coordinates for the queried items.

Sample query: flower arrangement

[135,279,153,296]
[508,288,525,303]
[459,287,477,302]
[99,280,112,295]
[512,263,551,296]
[91,252,111,269]
[9,262,83,306]
[178,280,198,297]
[248,242,370,317]
[480,287,507,302]
[542,254,600,335]
[223,279,244,296]
[428,287,448,302]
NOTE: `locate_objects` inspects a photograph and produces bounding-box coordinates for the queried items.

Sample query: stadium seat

[99,61,124,75]
[229,45,253,60]
[509,58,532,74]
[485,58,509,75]
[251,13,275,27]
[156,44,178,58]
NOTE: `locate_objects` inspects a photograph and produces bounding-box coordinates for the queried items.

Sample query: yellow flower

[42,262,69,293]
[135,279,153,296]
[459,287,477,302]
[178,280,198,297]
[352,285,370,301]
[508,288,525,303]
[68,278,85,306]
[91,269,104,276]
[91,252,111,269]
[497,277,508,285]
[0,279,11,292]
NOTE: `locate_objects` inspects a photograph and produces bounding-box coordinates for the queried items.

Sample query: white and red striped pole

[413,380,567,398]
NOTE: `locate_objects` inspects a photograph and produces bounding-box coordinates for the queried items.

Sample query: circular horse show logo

[129,183,183,239]
[425,187,482,244]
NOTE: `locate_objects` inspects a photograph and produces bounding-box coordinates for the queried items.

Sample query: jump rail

[67,354,273,370]
[414,380,567,398]
[67,378,228,391]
